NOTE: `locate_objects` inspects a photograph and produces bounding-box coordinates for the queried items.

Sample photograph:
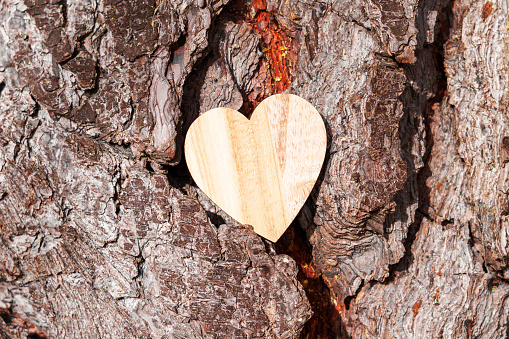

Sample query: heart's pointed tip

[262,235,278,243]
[260,230,285,243]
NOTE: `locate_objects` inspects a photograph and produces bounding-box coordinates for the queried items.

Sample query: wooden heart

[184,94,326,242]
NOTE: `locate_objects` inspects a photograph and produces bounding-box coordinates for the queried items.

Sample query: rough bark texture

[1,0,509,337]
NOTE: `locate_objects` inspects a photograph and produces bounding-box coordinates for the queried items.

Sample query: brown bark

[1,0,508,338]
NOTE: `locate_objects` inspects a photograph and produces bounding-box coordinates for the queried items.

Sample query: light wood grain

[184,94,326,242]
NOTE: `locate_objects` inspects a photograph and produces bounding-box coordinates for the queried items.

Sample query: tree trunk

[1,0,508,338]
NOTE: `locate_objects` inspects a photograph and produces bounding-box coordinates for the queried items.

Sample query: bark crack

[384,0,453,282]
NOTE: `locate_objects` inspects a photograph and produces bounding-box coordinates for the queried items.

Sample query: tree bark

[1,0,508,338]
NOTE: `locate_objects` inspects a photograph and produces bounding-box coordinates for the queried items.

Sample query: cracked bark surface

[1,0,509,338]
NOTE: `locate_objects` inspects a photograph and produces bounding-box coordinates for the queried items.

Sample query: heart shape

[184,94,326,242]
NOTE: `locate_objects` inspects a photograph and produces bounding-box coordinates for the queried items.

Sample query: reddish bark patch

[412,299,423,317]
[250,0,266,11]
[481,2,494,19]
[465,319,474,338]
[226,0,299,112]
[276,224,345,337]
[249,10,297,94]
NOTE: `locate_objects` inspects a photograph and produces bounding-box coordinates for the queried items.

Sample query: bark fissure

[386,0,453,279]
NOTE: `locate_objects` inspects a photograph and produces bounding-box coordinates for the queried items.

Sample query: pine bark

[0,0,508,338]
